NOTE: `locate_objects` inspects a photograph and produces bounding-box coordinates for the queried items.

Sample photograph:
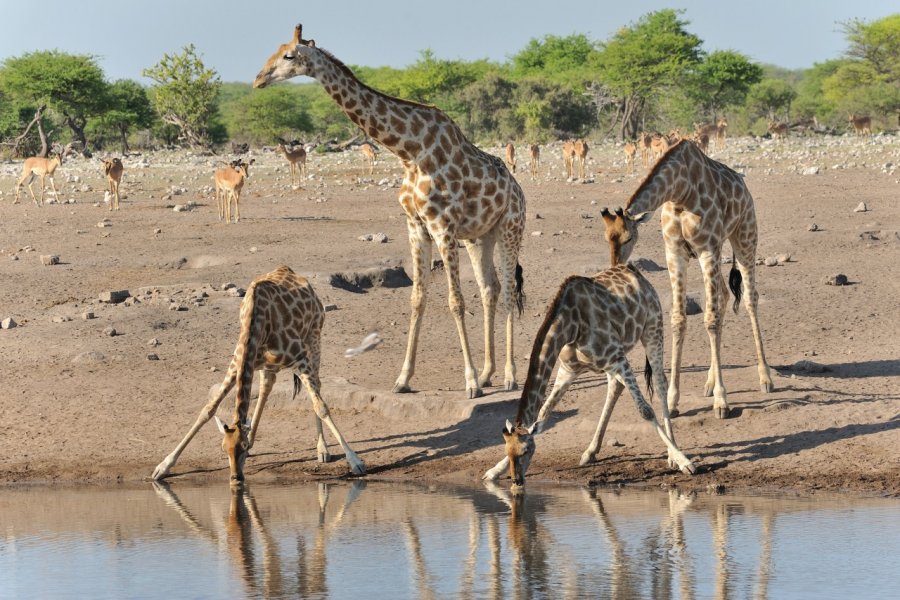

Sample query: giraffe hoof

[467,387,484,399]
[668,408,680,418]
[318,452,332,464]
[392,383,413,394]
[578,452,595,466]
[478,377,493,388]
[761,381,775,393]
[504,380,518,392]
[714,405,730,419]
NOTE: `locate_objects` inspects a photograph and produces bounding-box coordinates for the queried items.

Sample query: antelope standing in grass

[103,158,124,211]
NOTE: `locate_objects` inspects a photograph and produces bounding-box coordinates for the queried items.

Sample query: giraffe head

[254,24,320,88]
[215,416,251,485]
[502,419,537,493]
[600,207,652,267]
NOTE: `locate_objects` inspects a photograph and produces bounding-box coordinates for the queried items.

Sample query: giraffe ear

[307,39,316,48]
[526,422,538,435]
[505,419,515,434]
[600,207,614,222]
[215,416,228,434]
[630,211,653,224]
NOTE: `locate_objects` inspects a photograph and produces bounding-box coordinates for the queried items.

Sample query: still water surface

[1,481,898,599]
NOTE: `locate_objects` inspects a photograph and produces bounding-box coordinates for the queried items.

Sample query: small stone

[249,246,258,253]
[210,366,219,372]
[103,326,117,337]
[807,223,819,232]
[776,254,792,264]
[51,316,71,323]
[825,274,849,286]
[324,303,338,312]
[227,287,246,297]
[2,317,17,329]
[147,353,160,361]
[40,255,60,266]
[148,338,160,347]
[99,290,130,304]
[97,220,112,228]
[854,202,868,213]
[81,312,95,320]
[685,295,703,316]
[531,231,543,237]
[154,228,162,234]
[764,257,779,267]
[372,232,389,243]
[607,438,623,447]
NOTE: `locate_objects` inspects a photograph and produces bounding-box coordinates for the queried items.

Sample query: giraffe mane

[624,139,689,211]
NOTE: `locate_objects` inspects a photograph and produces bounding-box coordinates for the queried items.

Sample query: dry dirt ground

[1,134,898,497]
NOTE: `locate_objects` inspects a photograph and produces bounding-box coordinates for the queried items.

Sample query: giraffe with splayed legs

[604,140,774,421]
[151,266,365,483]
[483,259,696,491]
[254,25,525,399]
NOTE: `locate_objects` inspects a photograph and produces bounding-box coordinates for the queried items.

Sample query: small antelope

[562,140,576,178]
[692,131,710,154]
[504,142,516,173]
[639,131,652,167]
[276,142,307,187]
[14,151,64,206]
[528,144,540,177]
[574,139,589,179]
[650,134,669,161]
[359,142,376,174]
[623,142,636,174]
[768,120,789,142]
[848,114,871,137]
[102,158,124,211]
[716,117,728,150]
[215,159,254,223]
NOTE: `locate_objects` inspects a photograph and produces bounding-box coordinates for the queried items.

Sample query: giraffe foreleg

[438,236,481,398]
[301,373,365,475]
[580,372,625,466]
[664,245,690,418]
[393,220,431,393]
[151,367,238,479]
[247,369,276,447]
[535,356,579,433]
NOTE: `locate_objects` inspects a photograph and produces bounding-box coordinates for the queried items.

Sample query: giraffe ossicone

[254,24,526,399]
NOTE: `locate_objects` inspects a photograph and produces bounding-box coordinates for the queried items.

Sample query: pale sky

[0,1,895,83]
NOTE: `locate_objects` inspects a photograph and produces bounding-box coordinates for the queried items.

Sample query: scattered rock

[531,231,543,237]
[764,257,779,267]
[51,316,71,323]
[148,338,160,347]
[775,254,792,264]
[97,220,112,228]
[221,282,237,291]
[807,223,819,232]
[81,312,95,320]
[1,317,17,329]
[103,326,117,337]
[801,166,819,175]
[825,274,849,286]
[226,287,245,298]
[606,438,623,447]
[853,202,868,213]
[685,295,703,316]
[631,257,665,272]
[99,290,130,304]
[324,303,338,312]
[40,255,60,266]
[328,266,412,293]
[786,360,831,374]
[147,353,160,361]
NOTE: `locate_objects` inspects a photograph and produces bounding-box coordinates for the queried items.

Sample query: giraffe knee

[636,399,655,422]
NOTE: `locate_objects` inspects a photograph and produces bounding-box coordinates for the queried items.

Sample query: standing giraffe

[604,140,774,420]
[574,139,589,178]
[254,25,525,398]
[528,144,540,177]
[102,157,124,211]
[482,262,696,490]
[562,140,576,178]
[359,141,377,174]
[276,142,307,186]
[151,266,365,483]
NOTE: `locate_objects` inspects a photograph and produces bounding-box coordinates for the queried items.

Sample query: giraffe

[562,140,575,178]
[276,142,307,186]
[574,139,589,178]
[482,261,696,491]
[623,142,636,175]
[603,139,774,421]
[151,265,365,483]
[528,144,540,177]
[254,24,526,399]
[716,117,728,150]
[102,157,124,211]
[359,141,377,174]
[14,150,63,206]
[504,142,516,174]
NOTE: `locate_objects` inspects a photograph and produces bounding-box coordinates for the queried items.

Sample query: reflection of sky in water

[2,483,899,599]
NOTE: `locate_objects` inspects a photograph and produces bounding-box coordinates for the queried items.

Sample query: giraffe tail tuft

[645,357,654,402]
[728,256,742,314]
[292,374,302,400]
[514,263,525,316]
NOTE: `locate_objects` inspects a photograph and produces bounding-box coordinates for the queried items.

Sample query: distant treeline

[1,10,898,156]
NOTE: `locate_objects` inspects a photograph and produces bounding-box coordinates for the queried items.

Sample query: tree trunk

[64,114,88,152]
[118,124,130,154]
[10,105,48,157]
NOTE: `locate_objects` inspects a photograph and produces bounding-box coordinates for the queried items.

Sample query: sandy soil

[1,134,898,497]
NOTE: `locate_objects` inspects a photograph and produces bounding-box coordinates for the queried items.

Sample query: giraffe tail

[728,254,742,314]
[514,262,525,316]
[233,282,263,428]
[644,357,654,402]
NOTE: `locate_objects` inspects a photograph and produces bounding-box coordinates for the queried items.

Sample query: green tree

[93,80,155,152]
[595,9,703,138]
[142,44,221,149]
[231,85,312,144]
[794,60,844,123]
[690,50,763,120]
[746,78,797,121]
[0,50,109,153]
[510,34,600,88]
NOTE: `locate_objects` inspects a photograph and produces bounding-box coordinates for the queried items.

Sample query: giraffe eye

[283,53,295,60]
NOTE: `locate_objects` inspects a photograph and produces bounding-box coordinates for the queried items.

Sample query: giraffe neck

[309,49,444,162]
[515,278,581,426]
[625,140,692,215]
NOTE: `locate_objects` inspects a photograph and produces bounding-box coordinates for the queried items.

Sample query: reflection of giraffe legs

[403,520,436,600]
[754,511,774,600]
[714,502,730,600]
[583,488,637,599]
[664,489,695,599]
